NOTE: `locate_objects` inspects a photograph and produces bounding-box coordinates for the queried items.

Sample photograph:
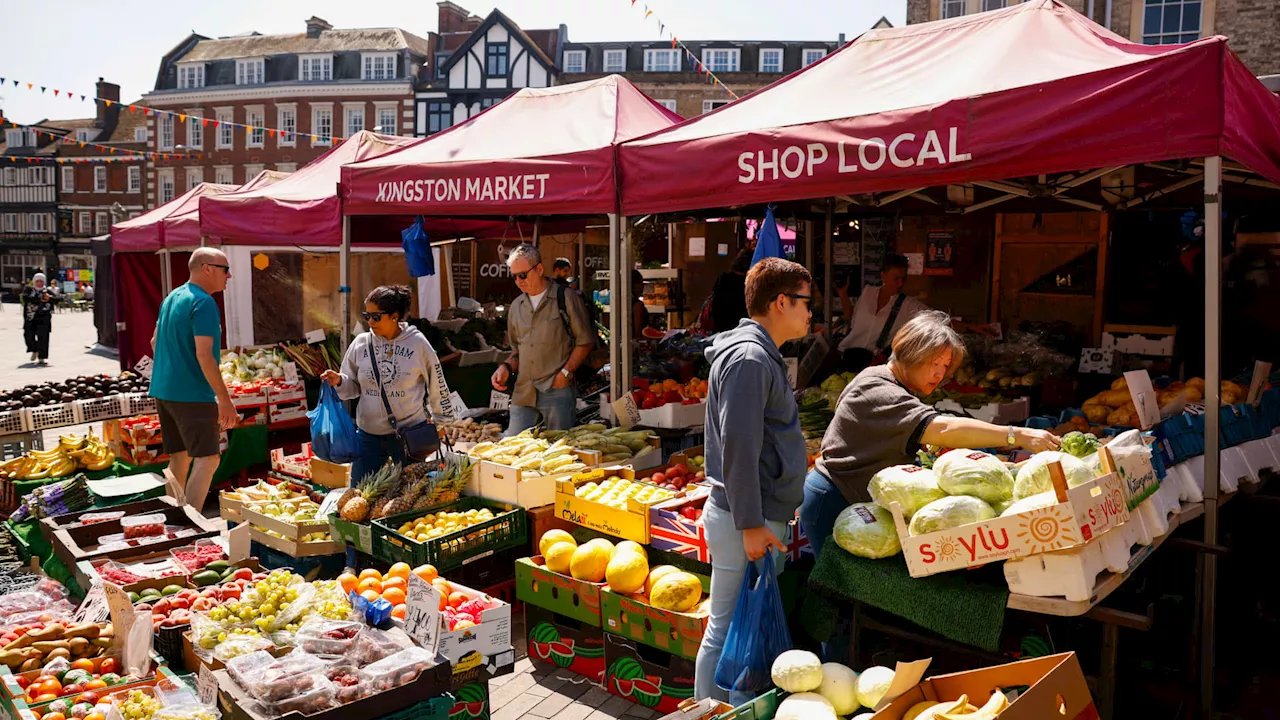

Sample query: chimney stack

[437,1,472,34]
[306,16,333,39]
[96,78,121,135]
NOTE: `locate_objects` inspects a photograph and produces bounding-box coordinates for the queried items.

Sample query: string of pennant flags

[628,0,739,99]
[0,74,341,151]
[0,118,202,163]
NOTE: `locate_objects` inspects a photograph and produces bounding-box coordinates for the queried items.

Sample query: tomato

[69,659,95,674]
[97,659,117,675]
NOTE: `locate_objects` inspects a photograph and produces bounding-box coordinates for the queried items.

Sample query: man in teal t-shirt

[150,247,238,512]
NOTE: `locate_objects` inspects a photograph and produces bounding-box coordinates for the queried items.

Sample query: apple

[232,568,254,582]
[168,597,190,611]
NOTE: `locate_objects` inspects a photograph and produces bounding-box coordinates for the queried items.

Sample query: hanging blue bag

[401,216,436,278]
[308,383,360,464]
[714,549,792,700]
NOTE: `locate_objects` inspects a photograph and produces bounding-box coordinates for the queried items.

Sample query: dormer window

[300,55,333,82]
[237,58,265,85]
[178,63,205,89]
[362,53,397,80]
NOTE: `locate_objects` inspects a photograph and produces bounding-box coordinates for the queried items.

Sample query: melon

[570,542,610,582]
[606,550,650,595]
[771,650,824,693]
[584,537,615,555]
[817,662,861,715]
[645,565,680,595]
[539,529,576,557]
[856,666,897,709]
[545,542,577,575]
[776,692,837,720]
[648,571,702,612]
[615,540,647,560]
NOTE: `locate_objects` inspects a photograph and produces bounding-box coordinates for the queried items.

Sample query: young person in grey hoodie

[321,285,454,484]
[695,258,813,703]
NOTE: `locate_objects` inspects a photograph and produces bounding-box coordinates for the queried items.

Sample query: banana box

[871,653,1096,720]
[555,467,688,544]
[600,570,710,660]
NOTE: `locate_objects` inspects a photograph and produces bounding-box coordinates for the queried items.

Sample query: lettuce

[1012,451,1097,500]
[908,495,997,536]
[867,465,945,519]
[933,449,1015,505]
[833,503,901,559]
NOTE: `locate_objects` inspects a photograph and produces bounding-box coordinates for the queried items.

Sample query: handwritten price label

[489,391,511,410]
[404,573,442,656]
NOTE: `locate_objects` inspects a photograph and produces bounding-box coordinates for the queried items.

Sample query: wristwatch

[1006,426,1017,446]
[560,368,573,379]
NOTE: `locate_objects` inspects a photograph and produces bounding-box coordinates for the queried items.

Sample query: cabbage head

[833,503,901,559]
[1012,451,1097,500]
[1000,490,1058,517]
[867,465,945,519]
[908,496,997,536]
[933,449,1015,505]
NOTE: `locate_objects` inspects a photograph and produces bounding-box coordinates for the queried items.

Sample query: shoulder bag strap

[556,282,576,343]
[366,334,400,432]
[874,293,908,353]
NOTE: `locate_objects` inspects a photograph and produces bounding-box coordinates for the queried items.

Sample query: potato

[1084,405,1111,423]
[1187,377,1206,391]
[1185,386,1204,402]
[1100,389,1132,407]
[1108,407,1131,425]
[1111,377,1128,390]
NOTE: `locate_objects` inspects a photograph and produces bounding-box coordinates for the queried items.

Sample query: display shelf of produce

[53,503,221,588]
[0,658,176,720]
[371,496,526,572]
[248,526,344,558]
[554,467,687,544]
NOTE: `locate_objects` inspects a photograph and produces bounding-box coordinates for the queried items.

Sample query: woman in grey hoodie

[321,285,454,484]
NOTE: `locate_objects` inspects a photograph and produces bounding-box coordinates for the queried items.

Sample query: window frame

[94,166,107,193]
[312,108,333,146]
[1,168,14,186]
[802,48,827,67]
[187,112,203,150]
[4,129,23,148]
[278,107,297,147]
[246,107,265,148]
[759,48,783,73]
[1141,0,1202,44]
[236,58,265,86]
[940,0,966,18]
[127,166,141,193]
[981,0,1007,9]
[95,212,109,235]
[486,44,509,77]
[135,127,148,143]
[435,52,452,79]
[603,49,627,73]
[701,48,741,73]
[345,107,365,138]
[243,164,265,182]
[78,211,91,235]
[702,99,731,114]
[177,63,205,89]
[159,114,174,150]
[562,50,586,73]
[654,99,678,113]
[362,52,397,81]
[214,166,234,185]
[376,106,397,136]
[299,54,333,82]
[216,109,234,149]
[426,102,452,135]
[158,169,176,204]
[644,49,681,72]
[186,167,203,191]
[61,166,75,193]
[29,213,48,233]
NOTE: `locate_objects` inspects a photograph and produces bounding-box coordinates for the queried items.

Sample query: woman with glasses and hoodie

[695,258,814,704]
[321,285,454,484]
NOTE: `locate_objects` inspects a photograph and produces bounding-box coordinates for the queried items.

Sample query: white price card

[103,581,134,632]
[356,524,373,555]
[449,391,468,418]
[283,362,299,384]
[489,391,511,410]
[317,488,346,518]
[404,574,442,656]
[197,664,217,706]
[133,355,154,379]
[75,583,110,624]
[1124,370,1161,430]
[610,393,643,430]
[1248,360,1272,406]
[305,329,326,344]
[228,523,252,562]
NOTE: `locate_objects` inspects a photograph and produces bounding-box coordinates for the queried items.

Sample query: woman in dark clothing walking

[22,273,56,365]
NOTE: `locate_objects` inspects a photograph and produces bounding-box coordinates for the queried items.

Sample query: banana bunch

[908,690,1010,720]
[0,434,115,481]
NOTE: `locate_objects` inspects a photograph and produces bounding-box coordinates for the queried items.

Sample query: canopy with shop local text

[618,0,1280,215]
[340,75,683,216]
[200,131,418,246]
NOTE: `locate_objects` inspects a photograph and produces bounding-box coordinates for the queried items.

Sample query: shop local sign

[889,471,1130,578]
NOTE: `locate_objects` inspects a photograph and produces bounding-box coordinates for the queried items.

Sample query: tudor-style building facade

[415,2,562,135]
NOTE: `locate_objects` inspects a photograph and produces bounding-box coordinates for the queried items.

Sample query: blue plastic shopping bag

[401,216,435,278]
[715,549,792,697]
[308,383,360,464]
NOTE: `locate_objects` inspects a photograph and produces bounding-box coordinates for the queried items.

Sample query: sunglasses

[361,311,389,322]
[783,293,813,307]
[204,263,231,273]
[511,263,541,281]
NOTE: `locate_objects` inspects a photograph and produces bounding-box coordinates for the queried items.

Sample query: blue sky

[0,0,903,126]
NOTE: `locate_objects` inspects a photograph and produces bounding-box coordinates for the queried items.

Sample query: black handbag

[368,337,441,461]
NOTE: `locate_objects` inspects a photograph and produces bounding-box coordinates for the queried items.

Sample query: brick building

[141,17,430,209]
[906,0,1280,76]
[0,122,59,292]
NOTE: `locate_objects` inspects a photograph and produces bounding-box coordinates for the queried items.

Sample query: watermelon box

[515,556,604,626]
[525,604,606,683]
[447,648,511,720]
[600,571,710,660]
[436,580,513,665]
[654,691,780,720]
[605,633,696,715]
[448,680,490,720]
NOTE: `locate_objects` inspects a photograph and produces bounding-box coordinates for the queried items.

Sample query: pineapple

[417,454,475,508]
[382,468,431,518]
[339,460,400,522]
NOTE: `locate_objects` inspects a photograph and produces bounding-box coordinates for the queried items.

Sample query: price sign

[197,665,217,706]
[403,574,442,656]
[449,391,468,419]
[103,581,134,631]
[305,329,326,344]
[283,362,299,383]
[1124,370,1161,430]
[356,524,373,555]
[75,583,110,624]
[1248,360,1272,406]
[228,524,252,562]
[1079,348,1115,374]
[133,356,154,380]
[489,391,511,410]
[610,394,642,430]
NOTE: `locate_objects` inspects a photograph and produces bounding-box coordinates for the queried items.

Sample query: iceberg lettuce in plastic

[1000,490,1059,517]
[933,449,1015,505]
[908,495,997,536]
[833,503,901,559]
[867,465,945,519]
[1012,451,1097,500]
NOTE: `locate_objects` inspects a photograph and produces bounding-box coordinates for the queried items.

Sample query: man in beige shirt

[491,245,595,434]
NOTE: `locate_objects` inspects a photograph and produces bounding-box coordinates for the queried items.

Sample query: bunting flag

[620,2,739,99]
[0,117,200,162]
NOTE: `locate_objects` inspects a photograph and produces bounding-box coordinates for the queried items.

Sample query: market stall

[613,1,1280,715]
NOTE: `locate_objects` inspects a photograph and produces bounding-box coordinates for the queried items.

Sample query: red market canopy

[111,182,235,253]
[340,75,683,217]
[200,131,418,246]
[618,0,1280,215]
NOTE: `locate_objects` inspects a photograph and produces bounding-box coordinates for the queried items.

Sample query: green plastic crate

[380,693,455,720]
[328,514,378,556]
[372,496,526,572]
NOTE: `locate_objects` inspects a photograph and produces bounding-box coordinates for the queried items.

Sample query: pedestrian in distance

[491,244,595,435]
[694,257,814,703]
[321,285,454,485]
[150,247,239,512]
[22,273,57,365]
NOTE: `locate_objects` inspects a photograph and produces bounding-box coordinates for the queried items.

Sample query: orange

[381,587,406,605]
[358,568,382,582]
[70,659,95,674]
[381,576,407,593]
[357,577,382,595]
[448,591,469,609]
[360,589,381,604]
[413,564,439,584]
[386,562,412,580]
[84,680,107,690]
[337,572,359,595]
[391,603,407,620]
[86,714,106,720]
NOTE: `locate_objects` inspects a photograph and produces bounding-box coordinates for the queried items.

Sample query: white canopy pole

[1199,155,1222,720]
[620,216,633,392]
[824,199,835,329]
[608,213,622,402]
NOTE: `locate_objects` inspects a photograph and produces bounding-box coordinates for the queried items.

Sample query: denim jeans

[798,469,849,561]
[350,429,405,487]
[694,496,788,704]
[505,385,577,435]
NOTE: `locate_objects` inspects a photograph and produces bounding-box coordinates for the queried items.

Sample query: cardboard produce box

[601,573,710,660]
[605,633,696,715]
[525,604,605,682]
[39,495,179,545]
[890,461,1129,578]
[52,502,221,578]
[555,467,688,544]
[474,448,600,508]
[435,579,513,667]
[515,556,604,626]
